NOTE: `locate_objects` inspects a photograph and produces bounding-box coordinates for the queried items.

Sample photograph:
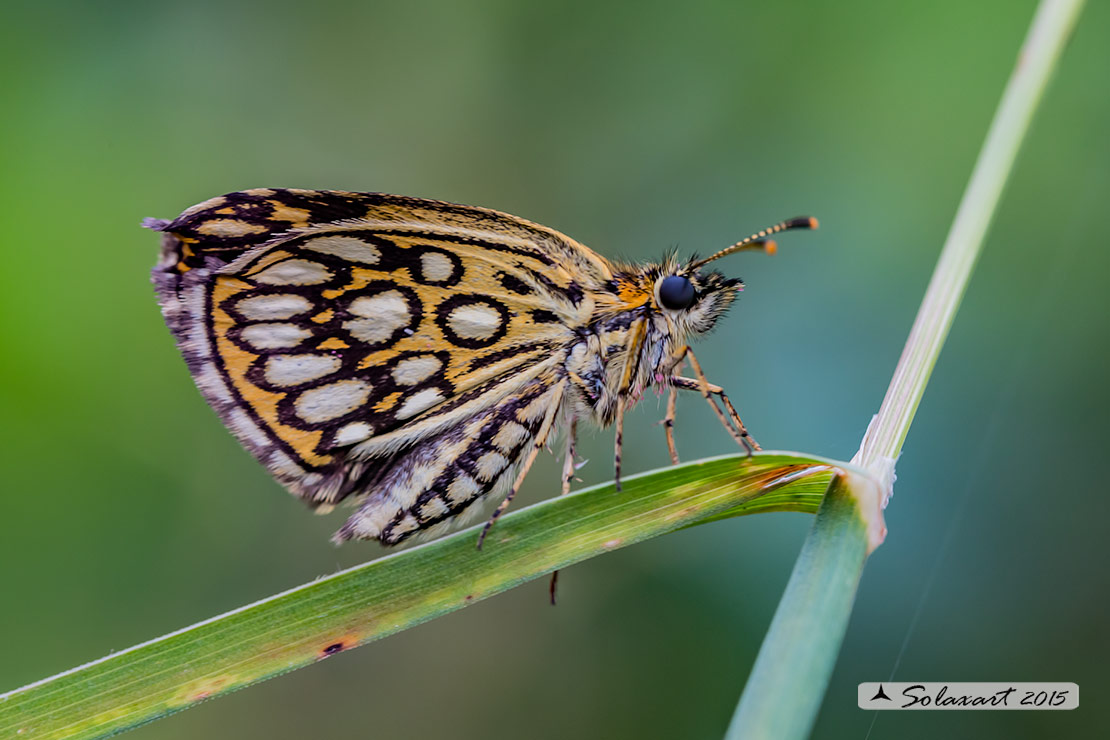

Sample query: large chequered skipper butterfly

[147,189,816,550]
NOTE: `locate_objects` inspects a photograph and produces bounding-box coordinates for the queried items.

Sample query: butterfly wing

[151,189,613,540]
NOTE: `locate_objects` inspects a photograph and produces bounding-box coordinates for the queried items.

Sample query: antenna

[688,216,818,270]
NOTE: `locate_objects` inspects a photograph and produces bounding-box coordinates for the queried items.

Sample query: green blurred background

[2,0,1107,737]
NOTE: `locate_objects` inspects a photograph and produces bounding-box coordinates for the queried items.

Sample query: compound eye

[658,275,696,310]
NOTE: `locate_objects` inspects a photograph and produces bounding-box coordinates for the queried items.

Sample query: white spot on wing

[492,422,529,452]
[236,293,312,320]
[474,451,509,482]
[391,514,421,537]
[194,362,233,403]
[265,354,341,386]
[345,291,411,344]
[420,252,454,282]
[241,323,312,349]
[253,259,332,285]
[447,303,504,340]
[391,355,442,386]
[269,449,310,481]
[304,235,381,264]
[342,503,396,540]
[334,421,373,446]
[395,388,444,420]
[387,455,450,509]
[446,473,481,505]
[294,379,373,423]
[196,218,263,237]
[419,497,450,519]
[517,386,557,422]
[227,407,272,449]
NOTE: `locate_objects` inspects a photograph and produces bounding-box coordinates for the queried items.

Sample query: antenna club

[764,240,778,255]
[784,216,819,231]
[807,217,819,230]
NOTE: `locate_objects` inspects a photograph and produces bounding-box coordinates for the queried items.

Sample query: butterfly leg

[660,351,687,465]
[561,418,578,496]
[716,391,760,452]
[611,317,650,493]
[669,376,760,453]
[478,379,568,550]
[613,396,627,492]
[675,349,761,453]
[548,419,579,604]
[663,384,680,465]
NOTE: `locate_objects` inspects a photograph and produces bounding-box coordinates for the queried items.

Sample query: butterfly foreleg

[477,378,569,550]
[673,349,761,453]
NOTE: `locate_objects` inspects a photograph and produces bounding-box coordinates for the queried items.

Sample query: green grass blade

[726,1,1086,738]
[1,452,843,740]
[725,473,873,739]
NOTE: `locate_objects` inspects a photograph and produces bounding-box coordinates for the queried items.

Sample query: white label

[858,683,1078,710]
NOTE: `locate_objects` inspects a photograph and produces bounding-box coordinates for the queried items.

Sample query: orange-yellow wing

[150,188,614,506]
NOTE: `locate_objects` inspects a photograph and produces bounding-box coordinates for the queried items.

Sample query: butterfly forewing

[152,189,613,540]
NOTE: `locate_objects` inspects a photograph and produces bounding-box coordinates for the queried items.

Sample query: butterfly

[146,188,816,551]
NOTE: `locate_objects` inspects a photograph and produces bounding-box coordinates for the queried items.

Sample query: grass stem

[726,2,1086,737]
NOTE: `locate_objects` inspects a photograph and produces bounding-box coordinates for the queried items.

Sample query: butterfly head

[649,265,743,337]
[647,216,819,338]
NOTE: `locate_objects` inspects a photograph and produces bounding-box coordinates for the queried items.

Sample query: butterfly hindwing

[151,189,612,531]
[336,373,563,544]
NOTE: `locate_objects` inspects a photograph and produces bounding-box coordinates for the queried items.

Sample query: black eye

[658,275,696,310]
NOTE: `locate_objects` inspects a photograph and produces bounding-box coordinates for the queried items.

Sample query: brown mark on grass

[316,635,359,660]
